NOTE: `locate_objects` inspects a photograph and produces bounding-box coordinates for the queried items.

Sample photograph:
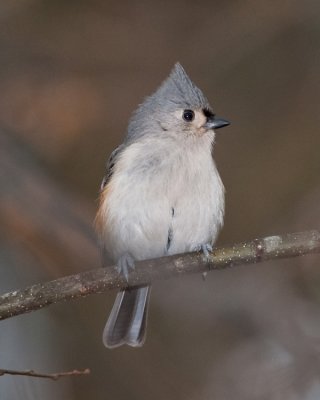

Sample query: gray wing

[100,144,126,190]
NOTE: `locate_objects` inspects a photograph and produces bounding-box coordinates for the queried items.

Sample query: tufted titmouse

[96,63,229,348]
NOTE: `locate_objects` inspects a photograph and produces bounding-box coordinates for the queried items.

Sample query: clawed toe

[116,253,135,281]
[193,243,213,260]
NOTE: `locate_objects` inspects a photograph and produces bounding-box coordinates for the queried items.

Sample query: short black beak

[205,116,230,130]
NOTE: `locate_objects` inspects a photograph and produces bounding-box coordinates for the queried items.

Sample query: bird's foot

[116,253,135,282]
[193,243,213,260]
[193,243,213,281]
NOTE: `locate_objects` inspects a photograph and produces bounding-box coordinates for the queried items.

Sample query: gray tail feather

[103,286,150,349]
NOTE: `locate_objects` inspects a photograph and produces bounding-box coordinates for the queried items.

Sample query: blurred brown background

[0,1,320,399]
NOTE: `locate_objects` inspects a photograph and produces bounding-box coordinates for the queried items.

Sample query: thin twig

[0,368,90,380]
[0,230,319,321]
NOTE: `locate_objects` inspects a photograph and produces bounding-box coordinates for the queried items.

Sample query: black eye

[182,109,195,122]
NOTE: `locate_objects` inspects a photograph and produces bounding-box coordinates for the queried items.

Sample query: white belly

[98,136,224,262]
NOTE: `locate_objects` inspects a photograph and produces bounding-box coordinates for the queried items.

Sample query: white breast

[98,134,224,262]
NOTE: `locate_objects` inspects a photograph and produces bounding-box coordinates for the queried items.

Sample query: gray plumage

[103,287,150,348]
[127,63,212,143]
[96,63,229,348]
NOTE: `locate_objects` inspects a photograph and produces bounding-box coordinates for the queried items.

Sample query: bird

[95,63,229,348]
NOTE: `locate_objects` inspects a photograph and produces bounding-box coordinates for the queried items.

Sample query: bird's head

[127,63,229,142]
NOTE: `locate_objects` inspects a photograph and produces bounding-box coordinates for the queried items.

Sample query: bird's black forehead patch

[203,107,215,118]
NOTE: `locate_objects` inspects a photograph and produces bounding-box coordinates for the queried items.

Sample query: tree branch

[0,368,90,380]
[0,230,319,321]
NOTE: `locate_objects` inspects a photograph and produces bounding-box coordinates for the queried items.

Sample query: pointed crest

[154,63,210,109]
